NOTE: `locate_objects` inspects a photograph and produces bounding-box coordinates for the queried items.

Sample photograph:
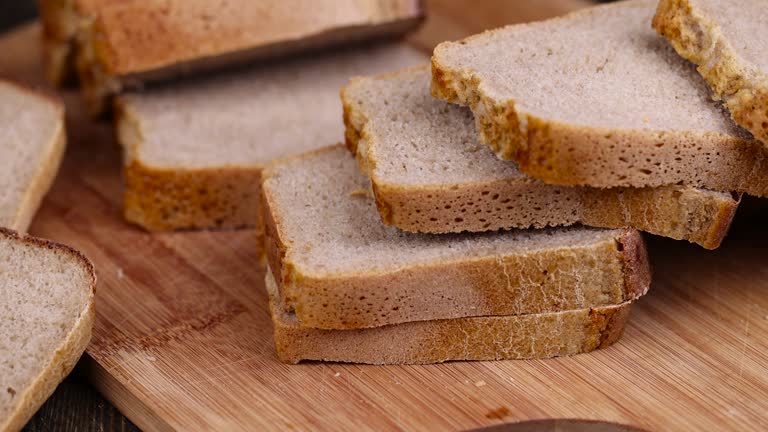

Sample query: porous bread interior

[346,66,521,185]
[0,233,92,423]
[119,44,426,169]
[262,146,623,275]
[0,82,62,230]
[690,0,768,72]
[434,0,746,137]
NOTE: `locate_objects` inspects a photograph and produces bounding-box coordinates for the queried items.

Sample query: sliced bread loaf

[653,0,768,147]
[431,0,768,195]
[0,81,66,233]
[116,43,425,231]
[38,0,424,114]
[0,228,95,432]
[261,145,651,330]
[266,268,634,365]
[342,67,739,249]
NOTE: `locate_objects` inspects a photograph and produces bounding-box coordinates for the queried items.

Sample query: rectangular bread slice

[0,228,96,432]
[431,0,768,196]
[342,67,739,249]
[266,268,635,365]
[38,0,424,114]
[261,145,651,330]
[653,0,768,147]
[0,81,66,233]
[116,43,425,231]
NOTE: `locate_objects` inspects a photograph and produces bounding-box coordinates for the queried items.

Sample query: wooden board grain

[2,1,768,429]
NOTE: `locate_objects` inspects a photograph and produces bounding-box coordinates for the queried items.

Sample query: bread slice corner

[653,0,768,147]
[0,228,96,432]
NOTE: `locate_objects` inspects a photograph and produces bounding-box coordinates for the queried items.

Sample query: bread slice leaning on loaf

[266,268,636,365]
[342,67,739,249]
[0,81,66,233]
[0,228,95,432]
[261,145,651,330]
[116,44,425,231]
[38,0,424,115]
[431,0,768,195]
[653,0,768,147]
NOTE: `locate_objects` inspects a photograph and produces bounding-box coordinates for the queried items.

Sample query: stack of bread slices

[37,0,768,365]
[261,0,767,364]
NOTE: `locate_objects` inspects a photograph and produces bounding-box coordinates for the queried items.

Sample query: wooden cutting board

[2,1,767,430]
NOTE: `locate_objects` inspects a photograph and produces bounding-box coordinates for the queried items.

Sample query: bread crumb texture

[0,229,95,431]
[341,67,738,248]
[261,146,650,330]
[431,0,768,195]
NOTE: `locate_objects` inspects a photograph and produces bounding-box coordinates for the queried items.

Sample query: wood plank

[3,1,768,429]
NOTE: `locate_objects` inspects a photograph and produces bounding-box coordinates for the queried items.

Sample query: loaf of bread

[116,44,425,231]
[261,145,650,330]
[0,228,95,432]
[342,67,739,249]
[654,0,768,147]
[266,268,635,365]
[38,0,424,114]
[431,0,768,195]
[0,81,66,233]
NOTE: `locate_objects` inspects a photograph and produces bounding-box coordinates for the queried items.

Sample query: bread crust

[430,3,768,195]
[653,0,768,147]
[266,269,634,365]
[0,228,96,432]
[261,145,652,330]
[341,68,739,249]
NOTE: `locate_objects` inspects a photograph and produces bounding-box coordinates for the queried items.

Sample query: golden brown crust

[260,146,651,330]
[0,227,96,431]
[271,293,635,365]
[341,72,739,249]
[653,0,768,147]
[123,160,262,232]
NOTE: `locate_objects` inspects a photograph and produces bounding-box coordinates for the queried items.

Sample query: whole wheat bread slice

[0,81,66,233]
[38,0,424,115]
[653,0,768,147]
[261,145,650,330]
[0,228,95,432]
[431,0,768,195]
[266,268,634,365]
[116,43,425,231]
[342,67,739,249]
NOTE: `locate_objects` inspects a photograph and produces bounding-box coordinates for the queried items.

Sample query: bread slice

[261,145,651,330]
[0,228,96,432]
[38,0,424,114]
[266,268,634,365]
[116,43,425,231]
[653,0,768,147]
[431,0,768,195]
[0,81,66,233]
[342,67,739,249]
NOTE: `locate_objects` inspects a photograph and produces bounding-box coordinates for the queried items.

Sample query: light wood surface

[2,1,767,430]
